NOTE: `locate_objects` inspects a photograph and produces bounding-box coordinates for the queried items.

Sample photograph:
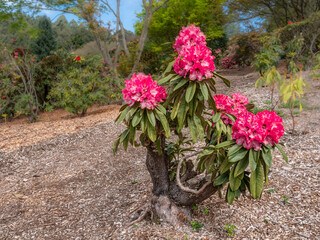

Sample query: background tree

[226,0,320,30]
[31,16,56,60]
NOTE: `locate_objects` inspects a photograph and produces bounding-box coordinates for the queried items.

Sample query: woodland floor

[0,67,319,240]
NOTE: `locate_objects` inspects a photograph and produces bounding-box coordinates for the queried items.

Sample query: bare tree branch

[175,151,212,195]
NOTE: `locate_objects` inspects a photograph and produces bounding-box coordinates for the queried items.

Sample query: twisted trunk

[145,140,217,224]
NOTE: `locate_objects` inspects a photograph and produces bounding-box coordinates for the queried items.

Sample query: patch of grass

[190,220,204,232]
[252,107,285,117]
[224,224,237,237]
[131,179,137,184]
[279,100,306,109]
[293,110,301,115]
[184,235,188,240]
[264,100,272,105]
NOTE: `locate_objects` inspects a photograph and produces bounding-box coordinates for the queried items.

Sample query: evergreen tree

[32,16,56,60]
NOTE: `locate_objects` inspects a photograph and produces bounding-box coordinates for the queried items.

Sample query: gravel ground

[0,68,319,239]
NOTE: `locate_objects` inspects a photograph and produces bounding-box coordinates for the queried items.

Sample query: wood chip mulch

[0,68,319,239]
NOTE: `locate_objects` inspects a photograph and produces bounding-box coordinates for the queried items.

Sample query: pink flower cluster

[122,73,167,110]
[213,93,249,125]
[173,25,206,54]
[173,25,216,81]
[221,57,236,69]
[231,111,284,151]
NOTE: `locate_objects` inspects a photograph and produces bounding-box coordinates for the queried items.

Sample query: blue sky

[40,0,143,32]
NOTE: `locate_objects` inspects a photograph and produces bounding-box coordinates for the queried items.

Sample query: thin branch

[175,151,212,195]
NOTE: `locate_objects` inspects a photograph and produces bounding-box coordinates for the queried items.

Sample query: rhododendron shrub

[114,25,287,225]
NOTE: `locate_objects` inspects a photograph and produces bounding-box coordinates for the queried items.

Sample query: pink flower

[231,110,284,150]
[173,25,216,81]
[14,56,18,59]
[0,65,4,69]
[212,93,248,125]
[104,67,109,71]
[12,39,17,42]
[14,52,18,56]
[173,24,207,54]
[256,110,284,146]
[2,96,5,99]
[31,59,35,62]
[122,73,167,110]
[288,21,292,24]
[76,56,81,61]
[173,43,216,81]
[102,60,106,64]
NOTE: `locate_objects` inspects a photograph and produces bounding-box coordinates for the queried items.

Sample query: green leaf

[249,149,257,172]
[234,155,249,177]
[177,96,187,130]
[155,109,171,138]
[185,82,197,103]
[213,72,231,87]
[147,121,157,142]
[188,116,198,143]
[229,164,242,191]
[128,126,136,144]
[119,129,130,143]
[214,171,229,186]
[228,148,248,163]
[227,187,235,204]
[158,73,174,85]
[156,104,167,115]
[161,60,175,77]
[170,95,181,120]
[262,147,272,167]
[275,143,288,162]
[214,140,235,149]
[132,111,143,127]
[113,137,120,153]
[250,161,264,199]
[220,157,233,174]
[115,106,130,124]
[199,82,209,100]
[173,78,188,91]
[147,110,156,127]
[222,112,236,122]
[228,144,242,156]
[193,115,204,141]
[140,114,147,133]
[212,112,221,123]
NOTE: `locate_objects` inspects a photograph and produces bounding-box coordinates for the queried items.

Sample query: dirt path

[0,68,319,239]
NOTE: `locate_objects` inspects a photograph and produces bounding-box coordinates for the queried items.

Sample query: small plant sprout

[264,219,269,224]
[184,235,188,240]
[190,220,204,232]
[281,195,290,204]
[131,179,137,184]
[224,224,237,237]
[267,189,275,194]
[203,206,208,215]
[191,205,198,210]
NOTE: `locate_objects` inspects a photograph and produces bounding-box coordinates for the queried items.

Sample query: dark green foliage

[31,16,56,60]
[48,67,120,116]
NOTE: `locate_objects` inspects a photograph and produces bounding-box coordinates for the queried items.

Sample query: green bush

[0,45,39,121]
[228,32,263,66]
[48,67,121,116]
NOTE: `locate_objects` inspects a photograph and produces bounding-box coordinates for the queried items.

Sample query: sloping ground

[0,68,319,239]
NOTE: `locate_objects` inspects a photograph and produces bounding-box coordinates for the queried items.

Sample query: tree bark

[144,140,217,224]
